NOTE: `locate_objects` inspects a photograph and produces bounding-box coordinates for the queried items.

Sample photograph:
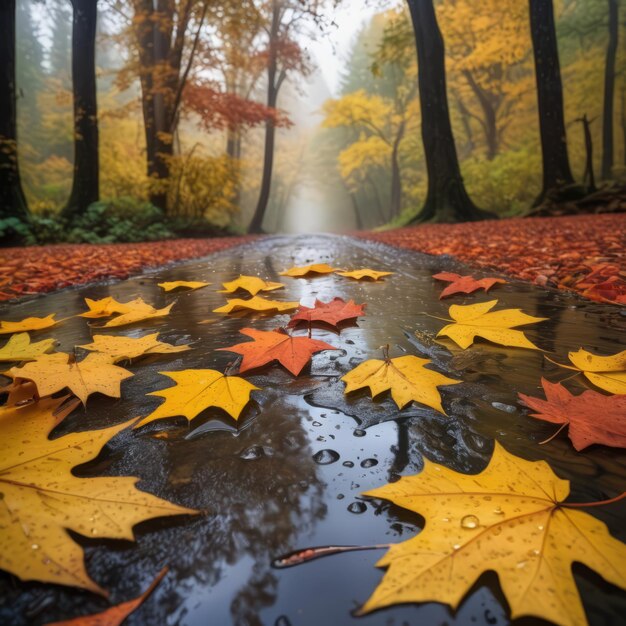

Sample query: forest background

[2,0,624,243]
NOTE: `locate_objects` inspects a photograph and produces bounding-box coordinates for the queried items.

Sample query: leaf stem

[417,311,453,323]
[561,492,626,509]
[544,355,578,372]
[538,421,568,445]
[273,544,391,568]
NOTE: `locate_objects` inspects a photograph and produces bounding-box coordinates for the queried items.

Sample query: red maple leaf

[518,378,626,451]
[432,272,506,299]
[218,328,338,376]
[287,297,366,329]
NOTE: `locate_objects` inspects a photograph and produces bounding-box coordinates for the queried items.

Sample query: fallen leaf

[288,297,366,329]
[360,442,626,626]
[0,314,58,335]
[432,272,506,298]
[0,398,195,593]
[45,567,168,626]
[213,295,299,315]
[336,269,392,281]
[279,263,338,277]
[518,378,626,450]
[79,297,132,319]
[220,275,285,296]
[102,301,174,328]
[219,328,337,376]
[0,333,56,362]
[565,348,626,394]
[135,369,258,427]
[341,355,460,414]
[158,281,210,291]
[78,333,190,363]
[437,300,545,350]
[10,352,133,405]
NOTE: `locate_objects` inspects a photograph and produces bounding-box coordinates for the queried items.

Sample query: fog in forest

[7,0,624,238]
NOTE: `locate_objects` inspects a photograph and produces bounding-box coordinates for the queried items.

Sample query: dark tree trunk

[601,0,619,179]
[0,0,29,222]
[248,1,281,234]
[577,114,596,193]
[132,0,201,214]
[406,0,492,223]
[528,0,576,204]
[63,0,99,220]
[149,0,174,211]
[622,88,626,166]
[622,89,626,167]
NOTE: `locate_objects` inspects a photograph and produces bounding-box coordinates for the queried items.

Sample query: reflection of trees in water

[159,402,326,624]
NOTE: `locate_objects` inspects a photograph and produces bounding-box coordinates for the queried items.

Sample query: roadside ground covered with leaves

[359,214,626,305]
[0,214,624,305]
[0,236,254,302]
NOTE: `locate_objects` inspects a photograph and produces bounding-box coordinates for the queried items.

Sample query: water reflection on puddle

[1,234,624,626]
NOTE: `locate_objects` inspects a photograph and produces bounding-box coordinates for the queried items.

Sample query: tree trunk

[390,121,405,218]
[149,0,173,211]
[226,127,242,207]
[406,0,492,223]
[601,0,619,180]
[462,69,499,160]
[349,191,363,230]
[622,88,626,166]
[453,90,476,158]
[577,114,596,193]
[0,0,29,222]
[528,0,576,204]
[248,1,281,234]
[622,89,626,167]
[63,0,99,220]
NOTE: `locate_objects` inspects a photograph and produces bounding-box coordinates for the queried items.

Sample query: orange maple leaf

[288,297,365,329]
[433,272,505,299]
[518,378,626,451]
[219,328,338,376]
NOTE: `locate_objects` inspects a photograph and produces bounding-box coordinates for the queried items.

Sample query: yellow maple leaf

[158,281,210,292]
[0,314,58,335]
[0,333,56,362]
[220,275,285,296]
[213,295,299,315]
[561,348,626,395]
[341,355,460,414]
[10,352,133,405]
[437,300,546,349]
[279,263,338,277]
[0,397,195,593]
[336,269,393,281]
[78,333,190,363]
[360,443,626,626]
[135,369,259,428]
[101,301,174,328]
[79,297,132,318]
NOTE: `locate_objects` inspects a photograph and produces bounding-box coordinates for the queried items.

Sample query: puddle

[0,234,624,625]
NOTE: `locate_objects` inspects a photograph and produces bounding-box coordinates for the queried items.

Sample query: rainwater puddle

[1,234,624,625]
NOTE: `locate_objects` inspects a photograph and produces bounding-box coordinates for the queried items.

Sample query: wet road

[1,234,625,626]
